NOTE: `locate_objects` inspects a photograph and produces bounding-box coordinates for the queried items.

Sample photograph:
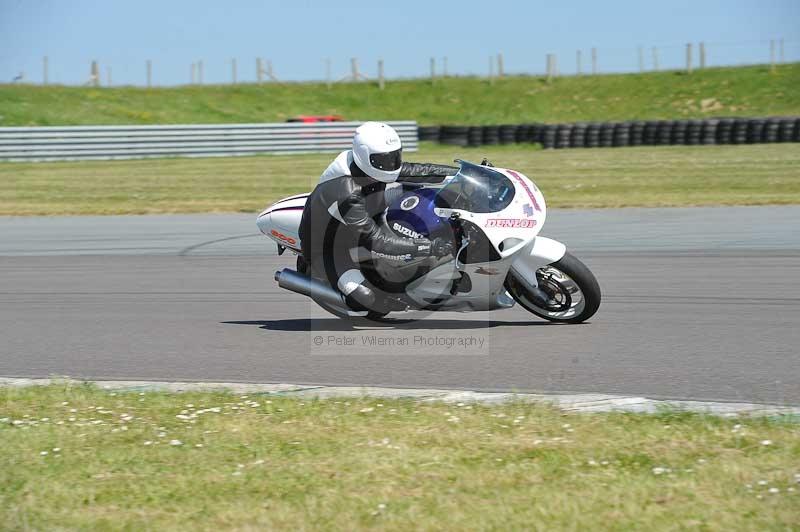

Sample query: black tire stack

[439,126,468,147]
[629,121,645,146]
[612,122,630,147]
[585,123,601,148]
[778,118,796,142]
[671,120,687,145]
[701,119,718,145]
[656,121,673,146]
[555,124,572,149]
[418,116,799,149]
[764,119,780,143]
[746,119,765,144]
[570,123,588,148]
[417,125,440,142]
[643,121,659,145]
[540,125,557,149]
[599,123,615,148]
[467,126,483,147]
[499,125,517,145]
[482,125,500,146]
[732,119,749,144]
[715,119,734,144]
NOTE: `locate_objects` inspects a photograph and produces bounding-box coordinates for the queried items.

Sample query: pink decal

[506,170,542,212]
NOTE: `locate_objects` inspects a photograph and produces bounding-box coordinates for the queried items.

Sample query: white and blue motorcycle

[258,159,601,323]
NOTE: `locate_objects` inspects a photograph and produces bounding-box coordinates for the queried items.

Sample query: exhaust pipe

[274,268,347,308]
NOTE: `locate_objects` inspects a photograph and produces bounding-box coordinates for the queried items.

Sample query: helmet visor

[369,148,402,171]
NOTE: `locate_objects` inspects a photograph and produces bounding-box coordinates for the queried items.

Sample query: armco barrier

[0,121,419,162]
[420,117,799,149]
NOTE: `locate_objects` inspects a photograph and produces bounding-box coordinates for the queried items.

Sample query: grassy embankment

[1,384,798,530]
[1,63,798,126]
[1,143,799,215]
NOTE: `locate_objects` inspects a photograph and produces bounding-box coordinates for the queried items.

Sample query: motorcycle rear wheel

[296,255,389,322]
[505,251,601,324]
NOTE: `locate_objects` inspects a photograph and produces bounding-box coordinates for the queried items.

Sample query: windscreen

[434,161,515,213]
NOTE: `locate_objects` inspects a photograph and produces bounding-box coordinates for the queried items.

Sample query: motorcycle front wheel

[505,251,601,324]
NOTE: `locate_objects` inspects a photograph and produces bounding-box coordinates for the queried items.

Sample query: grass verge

[1,384,798,530]
[1,143,799,215]
[1,64,799,126]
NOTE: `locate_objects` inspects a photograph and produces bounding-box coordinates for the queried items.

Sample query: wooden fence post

[652,47,659,71]
[430,57,436,83]
[326,58,332,89]
[351,58,359,81]
[699,42,706,69]
[146,60,152,87]
[685,43,692,74]
[378,59,384,90]
[591,47,597,75]
[497,53,504,78]
[91,60,99,87]
[43,56,48,85]
[770,40,776,72]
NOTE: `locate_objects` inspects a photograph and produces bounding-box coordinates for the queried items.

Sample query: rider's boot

[337,269,376,311]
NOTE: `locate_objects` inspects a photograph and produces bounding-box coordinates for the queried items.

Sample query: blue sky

[1,0,798,85]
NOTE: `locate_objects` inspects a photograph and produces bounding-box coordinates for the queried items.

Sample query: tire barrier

[702,119,719,145]
[778,118,795,142]
[439,125,469,147]
[555,124,572,149]
[499,125,517,145]
[418,117,799,149]
[467,126,483,147]
[417,125,440,142]
[612,122,630,147]
[570,123,587,148]
[540,124,557,149]
[686,120,703,146]
[629,121,645,146]
[732,119,749,144]
[482,125,500,145]
[671,120,687,145]
[585,123,600,148]
[599,123,615,148]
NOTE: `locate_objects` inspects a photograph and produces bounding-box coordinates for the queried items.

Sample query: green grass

[1,143,799,215]
[1,64,799,127]
[1,384,798,530]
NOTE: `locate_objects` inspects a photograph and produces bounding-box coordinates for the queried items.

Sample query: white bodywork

[257,166,568,313]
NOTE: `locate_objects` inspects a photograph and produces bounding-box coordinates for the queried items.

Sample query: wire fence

[6,38,800,87]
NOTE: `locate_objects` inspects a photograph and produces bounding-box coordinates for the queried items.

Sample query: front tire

[505,251,601,323]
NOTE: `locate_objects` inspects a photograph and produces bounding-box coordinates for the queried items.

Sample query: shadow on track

[223,318,555,332]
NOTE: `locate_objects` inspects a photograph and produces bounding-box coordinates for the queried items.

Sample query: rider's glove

[431,237,455,258]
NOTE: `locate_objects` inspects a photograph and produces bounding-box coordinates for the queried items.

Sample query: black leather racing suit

[299,159,457,310]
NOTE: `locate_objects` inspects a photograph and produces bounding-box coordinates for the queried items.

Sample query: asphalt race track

[1,206,799,405]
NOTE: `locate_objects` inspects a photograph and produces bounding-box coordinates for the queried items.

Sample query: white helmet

[352,121,403,183]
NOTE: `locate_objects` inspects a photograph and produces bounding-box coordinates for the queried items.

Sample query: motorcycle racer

[299,121,457,311]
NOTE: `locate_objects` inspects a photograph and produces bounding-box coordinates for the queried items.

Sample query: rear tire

[505,251,601,323]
